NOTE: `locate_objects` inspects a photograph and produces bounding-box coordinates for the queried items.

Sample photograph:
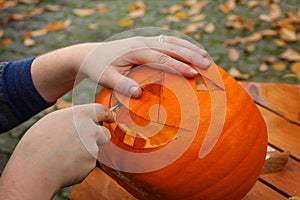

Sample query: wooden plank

[258,105,300,160]
[260,153,300,197]
[243,181,286,200]
[240,82,300,124]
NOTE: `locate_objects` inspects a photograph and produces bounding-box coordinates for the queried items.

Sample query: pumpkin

[70,62,267,200]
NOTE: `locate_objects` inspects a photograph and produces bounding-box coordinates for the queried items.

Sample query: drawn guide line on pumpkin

[196,62,226,158]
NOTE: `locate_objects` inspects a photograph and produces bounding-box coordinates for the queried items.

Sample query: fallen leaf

[247,1,260,8]
[30,28,48,37]
[0,1,17,9]
[228,67,250,80]
[228,48,240,62]
[259,29,277,37]
[45,4,61,12]
[26,7,44,17]
[189,14,206,22]
[187,1,208,16]
[280,48,300,61]
[291,62,300,73]
[72,8,95,17]
[169,4,182,14]
[219,3,231,14]
[272,62,287,71]
[269,3,281,20]
[259,14,273,22]
[180,22,204,35]
[44,19,72,31]
[118,18,134,27]
[176,11,188,20]
[194,33,201,40]
[184,0,198,7]
[273,38,286,47]
[266,55,277,63]
[242,32,262,43]
[288,196,300,200]
[262,151,290,174]
[244,44,256,52]
[0,29,3,38]
[0,38,11,45]
[223,37,243,46]
[259,62,268,72]
[130,9,145,19]
[166,15,180,23]
[94,4,108,13]
[19,0,35,4]
[204,23,215,33]
[128,1,145,12]
[23,37,35,46]
[280,27,297,42]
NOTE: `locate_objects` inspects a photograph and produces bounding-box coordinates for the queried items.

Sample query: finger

[127,49,199,78]
[156,35,208,58]
[95,125,111,146]
[100,69,142,98]
[148,40,211,70]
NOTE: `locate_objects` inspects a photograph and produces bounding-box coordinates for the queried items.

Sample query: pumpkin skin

[73,62,267,200]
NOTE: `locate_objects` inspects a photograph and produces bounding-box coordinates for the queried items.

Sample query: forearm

[31,43,99,103]
[0,155,58,200]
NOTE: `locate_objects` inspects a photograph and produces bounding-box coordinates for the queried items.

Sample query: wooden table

[241,82,300,199]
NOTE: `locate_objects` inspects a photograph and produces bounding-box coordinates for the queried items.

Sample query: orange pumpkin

[70,62,267,200]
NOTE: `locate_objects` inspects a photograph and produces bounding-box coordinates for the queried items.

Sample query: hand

[0,104,114,200]
[79,36,210,98]
[31,36,210,102]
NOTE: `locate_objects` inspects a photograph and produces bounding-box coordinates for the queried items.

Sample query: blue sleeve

[0,57,54,133]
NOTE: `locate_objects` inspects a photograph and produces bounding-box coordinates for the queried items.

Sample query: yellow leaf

[128,1,145,12]
[118,18,134,27]
[176,11,187,20]
[273,39,286,47]
[73,8,96,17]
[291,62,300,73]
[228,48,240,62]
[194,33,201,40]
[272,62,287,71]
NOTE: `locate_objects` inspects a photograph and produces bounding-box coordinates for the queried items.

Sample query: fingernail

[130,86,141,98]
[203,58,211,67]
[189,68,198,75]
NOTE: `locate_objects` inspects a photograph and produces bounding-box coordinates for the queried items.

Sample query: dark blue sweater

[0,58,53,133]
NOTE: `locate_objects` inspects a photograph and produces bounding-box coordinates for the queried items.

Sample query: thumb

[101,71,142,98]
[115,75,142,98]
